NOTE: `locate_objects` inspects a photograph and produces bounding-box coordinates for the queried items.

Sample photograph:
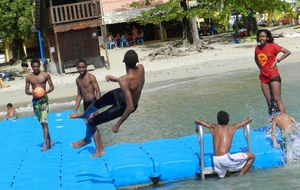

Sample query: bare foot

[112,124,120,133]
[71,140,90,148]
[41,143,47,152]
[48,140,53,150]
[91,150,105,158]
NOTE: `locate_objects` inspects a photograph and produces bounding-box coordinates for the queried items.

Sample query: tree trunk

[12,39,25,60]
[234,12,239,39]
[192,17,200,49]
[180,0,193,44]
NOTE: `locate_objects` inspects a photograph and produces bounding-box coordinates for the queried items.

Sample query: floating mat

[0,110,285,189]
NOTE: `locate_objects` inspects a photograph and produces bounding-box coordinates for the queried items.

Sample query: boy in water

[268,113,298,149]
[69,50,145,157]
[25,59,54,152]
[72,60,102,152]
[194,111,255,178]
[6,103,17,120]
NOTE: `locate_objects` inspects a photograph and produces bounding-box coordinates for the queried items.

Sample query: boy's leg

[72,90,116,148]
[72,122,94,148]
[271,81,285,114]
[240,153,255,176]
[92,128,105,157]
[41,122,52,151]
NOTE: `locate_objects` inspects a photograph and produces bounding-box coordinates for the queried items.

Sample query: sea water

[135,62,300,190]
[1,61,299,189]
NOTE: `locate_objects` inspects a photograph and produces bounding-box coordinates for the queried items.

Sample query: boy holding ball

[25,59,54,152]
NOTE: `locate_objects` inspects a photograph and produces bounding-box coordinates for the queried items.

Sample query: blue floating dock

[0,110,285,189]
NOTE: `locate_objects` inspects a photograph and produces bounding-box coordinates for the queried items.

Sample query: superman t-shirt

[255,43,282,74]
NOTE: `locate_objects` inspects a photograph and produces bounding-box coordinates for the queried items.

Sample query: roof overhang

[103,8,150,25]
[53,19,100,33]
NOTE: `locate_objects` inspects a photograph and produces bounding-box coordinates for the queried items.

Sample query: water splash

[285,123,300,165]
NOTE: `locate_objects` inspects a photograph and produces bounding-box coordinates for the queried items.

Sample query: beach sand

[1,27,300,110]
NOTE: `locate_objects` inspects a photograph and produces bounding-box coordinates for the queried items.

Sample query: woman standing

[254,29,291,117]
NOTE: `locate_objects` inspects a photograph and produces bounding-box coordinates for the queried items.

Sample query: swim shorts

[87,88,137,127]
[32,95,49,124]
[213,153,248,178]
[259,69,281,84]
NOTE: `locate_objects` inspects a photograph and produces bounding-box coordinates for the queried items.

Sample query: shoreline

[1,27,300,109]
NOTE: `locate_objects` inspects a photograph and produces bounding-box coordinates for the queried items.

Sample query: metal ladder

[195,124,251,180]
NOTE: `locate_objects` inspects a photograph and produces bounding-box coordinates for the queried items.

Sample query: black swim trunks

[83,99,95,111]
[270,76,281,83]
[87,88,137,126]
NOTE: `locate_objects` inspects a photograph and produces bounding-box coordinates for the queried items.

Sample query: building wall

[57,27,103,70]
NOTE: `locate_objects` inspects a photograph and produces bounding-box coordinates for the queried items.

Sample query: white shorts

[213,153,248,178]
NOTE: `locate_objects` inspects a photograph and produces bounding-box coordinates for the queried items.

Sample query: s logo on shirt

[257,53,268,66]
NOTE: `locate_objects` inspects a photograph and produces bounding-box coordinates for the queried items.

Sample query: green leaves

[0,0,34,40]
[133,0,294,29]
[133,0,185,25]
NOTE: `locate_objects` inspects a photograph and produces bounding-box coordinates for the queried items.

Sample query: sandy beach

[1,27,300,110]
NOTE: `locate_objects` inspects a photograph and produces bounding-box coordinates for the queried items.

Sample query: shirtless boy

[194,111,255,178]
[268,113,298,149]
[6,103,17,120]
[72,60,102,152]
[69,50,145,157]
[25,59,54,151]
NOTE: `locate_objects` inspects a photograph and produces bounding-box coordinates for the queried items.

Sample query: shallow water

[2,62,300,189]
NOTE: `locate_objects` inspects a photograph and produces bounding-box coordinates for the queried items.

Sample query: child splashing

[268,113,300,163]
[254,29,291,117]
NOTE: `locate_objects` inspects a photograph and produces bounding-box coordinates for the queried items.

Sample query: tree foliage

[0,0,34,40]
[134,0,293,38]
[133,0,185,25]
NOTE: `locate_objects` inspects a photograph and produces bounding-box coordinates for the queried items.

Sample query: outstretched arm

[233,117,252,130]
[194,119,214,130]
[105,75,119,82]
[271,119,280,149]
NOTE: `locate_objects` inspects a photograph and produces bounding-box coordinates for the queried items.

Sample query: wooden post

[50,0,63,74]
[54,31,63,74]
[99,0,110,69]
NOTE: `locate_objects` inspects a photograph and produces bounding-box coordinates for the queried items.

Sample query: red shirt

[255,43,282,74]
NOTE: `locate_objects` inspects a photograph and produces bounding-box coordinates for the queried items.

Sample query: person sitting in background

[0,78,10,88]
[120,33,129,48]
[21,58,29,74]
[114,33,121,47]
[136,29,144,45]
[107,33,117,49]
[6,103,17,120]
[131,26,138,45]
